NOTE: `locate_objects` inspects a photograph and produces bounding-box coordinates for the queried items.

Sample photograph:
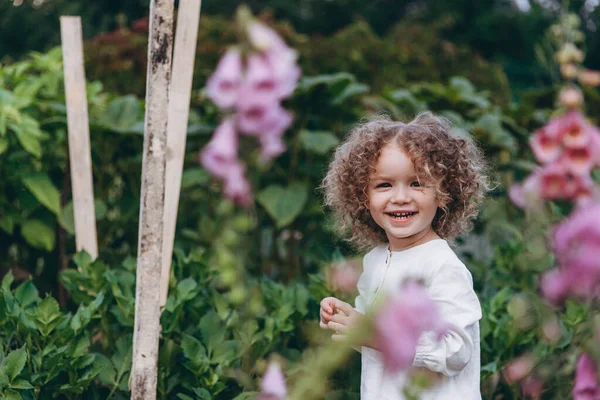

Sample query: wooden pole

[160,0,203,307]
[131,0,174,398]
[60,16,98,260]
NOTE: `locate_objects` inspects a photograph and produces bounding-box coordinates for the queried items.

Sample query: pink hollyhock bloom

[237,102,293,137]
[541,202,600,302]
[327,258,362,293]
[206,48,243,110]
[561,111,594,149]
[504,354,535,384]
[509,173,542,209]
[223,162,252,207]
[530,120,564,164]
[240,55,282,106]
[563,147,595,175]
[573,354,600,400]
[521,375,544,400]
[247,21,287,52]
[538,163,577,200]
[199,118,238,180]
[373,282,449,373]
[259,361,287,400]
[259,135,286,161]
[265,49,301,99]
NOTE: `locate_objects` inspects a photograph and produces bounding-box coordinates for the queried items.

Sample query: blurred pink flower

[561,111,594,149]
[237,102,293,137]
[373,282,449,373]
[241,55,281,106]
[247,21,287,52]
[538,163,577,200]
[259,361,287,400]
[541,202,600,302]
[530,118,564,163]
[259,135,286,160]
[223,162,252,207]
[199,118,238,180]
[265,49,301,99]
[563,147,595,175]
[574,353,600,400]
[327,258,362,293]
[521,375,544,400]
[206,48,243,110]
[504,354,535,384]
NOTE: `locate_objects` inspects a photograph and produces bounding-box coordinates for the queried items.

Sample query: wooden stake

[60,16,98,260]
[131,1,174,398]
[160,0,203,307]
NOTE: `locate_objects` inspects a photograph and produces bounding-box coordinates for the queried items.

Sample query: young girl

[319,112,488,399]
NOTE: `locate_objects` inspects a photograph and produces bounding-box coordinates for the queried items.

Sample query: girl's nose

[391,185,411,204]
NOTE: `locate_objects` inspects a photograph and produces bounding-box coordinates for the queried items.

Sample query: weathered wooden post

[60,16,98,260]
[131,0,174,398]
[160,0,203,307]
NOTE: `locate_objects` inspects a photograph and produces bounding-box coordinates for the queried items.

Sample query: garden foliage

[1,10,600,400]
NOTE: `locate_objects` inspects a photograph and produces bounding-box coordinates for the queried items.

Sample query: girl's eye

[376,183,391,188]
[410,181,421,188]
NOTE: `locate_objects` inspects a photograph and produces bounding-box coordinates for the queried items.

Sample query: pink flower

[574,354,600,400]
[240,55,282,106]
[373,282,449,373]
[562,111,594,149]
[237,102,293,137]
[259,361,287,400]
[223,162,253,207]
[563,147,595,175]
[521,375,544,400]
[247,21,287,52]
[206,48,243,109]
[537,163,576,200]
[259,135,286,161]
[327,258,362,293]
[530,118,564,164]
[504,354,535,384]
[541,202,600,302]
[199,119,238,180]
[265,48,301,99]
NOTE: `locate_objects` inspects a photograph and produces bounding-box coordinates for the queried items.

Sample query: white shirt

[355,239,482,400]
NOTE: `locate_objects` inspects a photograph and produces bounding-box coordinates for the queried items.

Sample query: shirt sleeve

[413,263,482,376]
[354,252,371,315]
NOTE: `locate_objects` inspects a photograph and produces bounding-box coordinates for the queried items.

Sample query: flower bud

[556,43,584,65]
[558,86,584,109]
[560,63,579,80]
[578,69,600,87]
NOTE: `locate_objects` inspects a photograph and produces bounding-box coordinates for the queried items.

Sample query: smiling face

[367,143,440,251]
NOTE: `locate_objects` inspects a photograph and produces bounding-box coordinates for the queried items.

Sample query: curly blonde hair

[322,112,490,251]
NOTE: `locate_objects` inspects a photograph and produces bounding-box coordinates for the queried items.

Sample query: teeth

[389,212,415,218]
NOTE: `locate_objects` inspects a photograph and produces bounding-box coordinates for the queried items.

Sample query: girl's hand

[320,298,365,341]
[319,297,338,329]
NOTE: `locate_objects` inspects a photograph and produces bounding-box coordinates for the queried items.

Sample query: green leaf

[21,220,55,251]
[73,251,93,269]
[0,215,14,234]
[331,82,369,105]
[473,113,515,150]
[36,296,61,326]
[21,173,61,215]
[14,281,40,308]
[2,271,14,292]
[257,183,308,228]
[192,388,212,400]
[0,137,8,154]
[2,347,27,382]
[199,311,226,353]
[297,72,354,92]
[299,130,339,155]
[176,278,198,301]
[181,334,206,365]
[101,95,141,132]
[10,379,34,390]
[181,168,210,189]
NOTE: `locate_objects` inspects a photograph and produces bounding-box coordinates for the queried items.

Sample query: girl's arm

[412,263,482,376]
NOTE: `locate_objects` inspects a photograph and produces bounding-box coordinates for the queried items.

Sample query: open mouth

[386,211,417,220]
